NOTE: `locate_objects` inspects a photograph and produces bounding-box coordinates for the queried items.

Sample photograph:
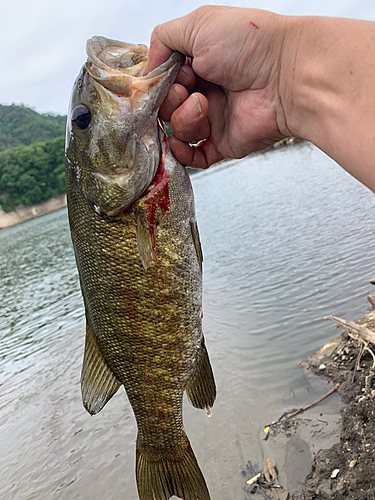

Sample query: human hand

[148,6,293,168]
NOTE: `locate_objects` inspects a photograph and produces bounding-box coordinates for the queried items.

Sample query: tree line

[0,104,66,212]
[0,136,65,212]
[0,104,66,151]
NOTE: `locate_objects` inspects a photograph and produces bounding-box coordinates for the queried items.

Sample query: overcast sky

[1,0,375,115]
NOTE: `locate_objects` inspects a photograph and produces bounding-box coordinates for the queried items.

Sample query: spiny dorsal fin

[186,342,216,410]
[135,209,155,271]
[81,321,121,415]
[190,217,203,272]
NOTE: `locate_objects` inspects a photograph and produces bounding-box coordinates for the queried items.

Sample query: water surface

[1,143,374,499]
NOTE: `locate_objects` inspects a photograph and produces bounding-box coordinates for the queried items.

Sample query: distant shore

[0,137,304,230]
[0,193,67,230]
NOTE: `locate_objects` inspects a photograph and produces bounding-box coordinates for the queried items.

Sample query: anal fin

[81,321,121,415]
[186,342,216,410]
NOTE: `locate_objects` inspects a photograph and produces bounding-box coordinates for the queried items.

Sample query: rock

[331,469,340,478]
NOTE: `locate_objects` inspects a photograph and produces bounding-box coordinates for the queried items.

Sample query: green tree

[0,135,65,212]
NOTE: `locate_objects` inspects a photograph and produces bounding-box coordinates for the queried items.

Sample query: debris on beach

[246,457,289,499]
[290,293,375,499]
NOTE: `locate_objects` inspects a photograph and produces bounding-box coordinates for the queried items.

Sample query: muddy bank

[0,193,66,229]
[243,297,375,500]
[291,302,375,500]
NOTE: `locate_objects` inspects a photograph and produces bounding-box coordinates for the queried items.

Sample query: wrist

[278,15,375,191]
[276,15,307,139]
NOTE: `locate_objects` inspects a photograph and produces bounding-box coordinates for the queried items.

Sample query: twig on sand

[352,341,365,383]
[364,345,375,369]
[246,457,288,500]
[265,383,340,431]
[351,339,375,375]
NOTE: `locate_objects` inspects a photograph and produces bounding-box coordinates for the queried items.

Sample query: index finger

[147,10,198,72]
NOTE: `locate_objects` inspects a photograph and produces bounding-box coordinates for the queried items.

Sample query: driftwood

[324,315,375,382]
[247,457,288,500]
[324,316,375,344]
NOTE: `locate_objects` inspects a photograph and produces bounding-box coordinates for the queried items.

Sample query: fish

[65,36,216,500]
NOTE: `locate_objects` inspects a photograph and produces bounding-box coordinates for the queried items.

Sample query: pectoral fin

[81,321,121,415]
[136,210,156,271]
[190,217,203,272]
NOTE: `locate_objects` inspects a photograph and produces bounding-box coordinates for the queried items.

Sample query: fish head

[65,36,184,216]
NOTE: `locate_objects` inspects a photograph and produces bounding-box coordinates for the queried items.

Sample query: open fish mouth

[85,36,185,96]
[66,36,185,217]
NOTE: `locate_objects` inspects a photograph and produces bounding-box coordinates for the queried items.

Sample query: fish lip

[143,52,185,79]
[86,36,149,74]
[85,36,184,94]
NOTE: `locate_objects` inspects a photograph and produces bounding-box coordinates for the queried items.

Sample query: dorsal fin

[81,321,121,415]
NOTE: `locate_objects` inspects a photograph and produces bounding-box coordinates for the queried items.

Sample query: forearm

[281,16,375,191]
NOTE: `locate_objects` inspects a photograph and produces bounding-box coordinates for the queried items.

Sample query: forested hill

[0,136,65,212]
[0,104,67,213]
[0,104,66,151]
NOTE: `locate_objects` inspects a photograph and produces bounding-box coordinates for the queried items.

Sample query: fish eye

[71,104,91,130]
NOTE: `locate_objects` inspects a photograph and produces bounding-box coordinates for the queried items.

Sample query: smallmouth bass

[65,36,216,500]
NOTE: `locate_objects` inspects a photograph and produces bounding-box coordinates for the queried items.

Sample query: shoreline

[246,295,375,499]
[0,193,67,230]
[0,137,304,230]
[290,301,375,499]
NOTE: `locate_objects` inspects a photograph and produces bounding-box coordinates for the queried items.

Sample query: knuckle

[150,24,161,43]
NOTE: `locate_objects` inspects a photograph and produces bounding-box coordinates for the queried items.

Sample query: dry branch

[353,342,365,383]
[324,316,375,344]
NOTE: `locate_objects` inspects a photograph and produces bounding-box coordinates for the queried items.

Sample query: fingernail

[184,94,202,121]
[171,85,183,103]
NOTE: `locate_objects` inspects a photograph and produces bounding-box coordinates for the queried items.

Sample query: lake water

[1,143,375,499]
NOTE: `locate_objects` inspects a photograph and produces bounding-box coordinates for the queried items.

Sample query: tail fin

[136,439,210,500]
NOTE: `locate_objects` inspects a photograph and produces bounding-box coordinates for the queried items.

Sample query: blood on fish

[142,131,170,258]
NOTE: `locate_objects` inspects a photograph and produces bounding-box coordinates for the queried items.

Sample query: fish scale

[65,36,216,500]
